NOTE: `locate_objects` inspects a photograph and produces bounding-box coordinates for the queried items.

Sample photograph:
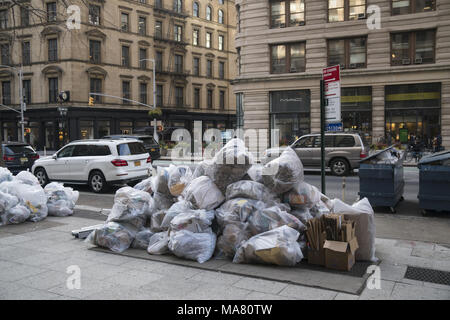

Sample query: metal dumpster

[358,146,404,213]
[418,151,450,215]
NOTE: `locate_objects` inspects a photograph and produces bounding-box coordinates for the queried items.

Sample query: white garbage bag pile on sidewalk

[0,168,80,226]
[86,139,378,265]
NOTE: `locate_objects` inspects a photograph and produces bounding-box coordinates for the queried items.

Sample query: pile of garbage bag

[86,138,378,266]
[0,168,79,226]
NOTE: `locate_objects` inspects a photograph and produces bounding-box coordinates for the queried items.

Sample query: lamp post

[138,58,158,143]
[0,65,25,142]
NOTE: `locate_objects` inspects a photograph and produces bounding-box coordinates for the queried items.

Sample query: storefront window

[270,90,311,146]
[2,122,16,142]
[97,121,110,138]
[80,120,94,140]
[385,83,441,147]
[120,121,133,134]
[45,121,55,150]
[341,87,372,142]
[25,122,41,150]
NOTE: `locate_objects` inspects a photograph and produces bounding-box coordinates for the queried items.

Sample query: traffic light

[88,96,94,106]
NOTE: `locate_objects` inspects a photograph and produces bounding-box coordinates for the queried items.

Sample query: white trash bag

[233,225,303,266]
[167,164,193,196]
[86,222,136,253]
[16,171,40,186]
[182,176,225,210]
[169,209,215,233]
[225,180,275,202]
[44,182,79,217]
[147,231,170,255]
[160,200,194,230]
[131,229,155,250]
[0,190,29,225]
[0,167,13,184]
[168,230,216,264]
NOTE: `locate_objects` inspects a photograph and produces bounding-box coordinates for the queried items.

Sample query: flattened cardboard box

[324,237,359,271]
[307,231,326,266]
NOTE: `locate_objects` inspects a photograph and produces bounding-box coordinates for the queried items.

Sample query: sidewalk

[0,214,449,300]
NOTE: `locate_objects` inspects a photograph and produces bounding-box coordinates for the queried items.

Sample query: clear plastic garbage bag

[310,200,331,218]
[247,205,305,235]
[16,171,40,186]
[225,180,275,202]
[153,192,174,210]
[44,182,79,217]
[283,181,321,209]
[247,164,264,184]
[192,160,214,180]
[169,209,215,233]
[215,198,263,229]
[150,210,167,233]
[330,197,377,262]
[168,230,216,264]
[131,229,155,250]
[290,207,314,225]
[182,176,225,210]
[0,190,29,225]
[147,231,170,255]
[152,167,171,195]
[0,167,13,184]
[160,200,194,230]
[134,176,154,194]
[217,222,251,259]
[86,222,136,253]
[262,147,304,194]
[233,225,303,266]
[167,164,193,196]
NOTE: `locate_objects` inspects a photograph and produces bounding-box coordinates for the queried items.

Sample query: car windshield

[117,142,146,156]
[5,145,35,155]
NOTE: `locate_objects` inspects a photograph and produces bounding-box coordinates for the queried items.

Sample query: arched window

[219,0,224,4]
[193,2,199,17]
[218,9,224,24]
[206,6,212,21]
[174,0,182,13]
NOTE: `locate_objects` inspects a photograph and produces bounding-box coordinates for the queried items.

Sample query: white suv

[32,139,152,193]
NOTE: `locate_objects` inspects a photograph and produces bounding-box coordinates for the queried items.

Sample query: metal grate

[405,266,450,286]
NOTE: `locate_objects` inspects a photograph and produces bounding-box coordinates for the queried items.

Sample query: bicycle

[404,145,424,163]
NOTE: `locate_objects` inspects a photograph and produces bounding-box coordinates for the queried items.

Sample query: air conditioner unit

[415,58,423,64]
[358,13,366,20]
[349,63,357,69]
[290,67,297,72]
[402,59,411,65]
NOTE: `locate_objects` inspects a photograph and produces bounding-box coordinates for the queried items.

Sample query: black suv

[1,142,40,174]
[102,135,160,160]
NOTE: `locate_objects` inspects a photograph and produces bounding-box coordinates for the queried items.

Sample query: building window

[206,32,212,48]
[0,10,7,29]
[47,2,57,22]
[193,57,200,76]
[385,83,441,147]
[175,86,184,107]
[174,25,182,42]
[156,51,163,71]
[193,29,199,46]
[219,61,225,79]
[48,38,58,62]
[193,2,199,17]
[21,7,29,27]
[140,82,148,104]
[155,21,163,38]
[89,4,100,25]
[341,87,372,141]
[156,84,163,107]
[236,93,244,128]
[270,90,311,146]
[49,78,58,103]
[220,91,225,110]
[391,30,435,65]
[236,5,241,33]
[328,0,366,22]
[1,43,10,65]
[122,81,131,103]
[218,35,224,51]
[392,0,436,15]
[23,80,31,104]
[90,78,102,103]
[270,0,305,28]
[194,88,200,109]
[155,0,163,8]
[207,89,213,108]
[218,9,224,24]
[207,60,213,78]
[175,54,183,73]
[174,0,182,13]
[89,40,101,64]
[237,47,241,75]
[121,12,129,31]
[328,37,366,69]
[271,42,306,74]
[138,16,147,36]
[22,41,31,65]
[206,6,212,20]
[122,46,130,67]
[139,48,147,69]
[1,81,11,105]
[219,0,224,4]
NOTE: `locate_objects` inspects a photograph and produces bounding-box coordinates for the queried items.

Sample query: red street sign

[322,65,341,122]
[323,65,340,82]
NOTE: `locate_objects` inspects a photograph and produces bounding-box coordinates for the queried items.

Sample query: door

[292,136,315,166]
[49,145,75,180]
[69,144,92,181]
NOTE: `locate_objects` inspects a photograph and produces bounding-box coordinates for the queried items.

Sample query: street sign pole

[320,80,326,195]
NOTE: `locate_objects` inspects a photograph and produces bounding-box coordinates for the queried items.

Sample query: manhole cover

[405,266,450,286]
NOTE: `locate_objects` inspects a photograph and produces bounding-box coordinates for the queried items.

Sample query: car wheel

[34,168,49,187]
[330,158,349,176]
[89,171,108,193]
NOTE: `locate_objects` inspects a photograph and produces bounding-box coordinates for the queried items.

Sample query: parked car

[1,142,40,174]
[262,132,369,176]
[32,139,152,193]
[102,134,160,160]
